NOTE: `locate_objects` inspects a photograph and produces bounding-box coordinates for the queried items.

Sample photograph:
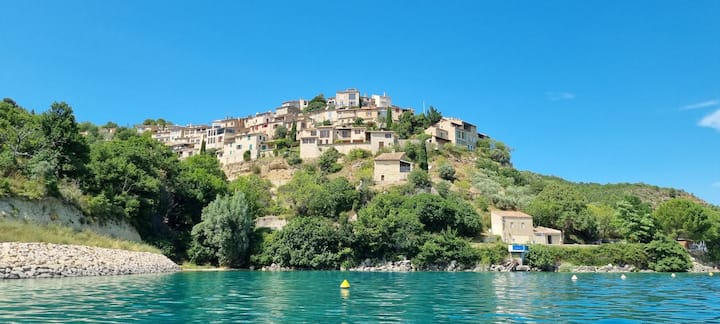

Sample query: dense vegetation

[2,97,719,271]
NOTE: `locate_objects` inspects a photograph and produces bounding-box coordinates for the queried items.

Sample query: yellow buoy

[340,279,351,289]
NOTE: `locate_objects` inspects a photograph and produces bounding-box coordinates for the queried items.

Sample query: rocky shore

[0,242,180,279]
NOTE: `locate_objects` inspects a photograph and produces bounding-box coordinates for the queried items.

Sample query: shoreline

[0,242,180,279]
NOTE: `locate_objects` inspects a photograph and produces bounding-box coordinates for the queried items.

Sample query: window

[310,130,317,136]
[384,133,392,138]
[400,161,411,173]
[340,130,350,137]
[320,130,330,138]
[521,222,525,229]
[510,222,514,229]
[249,144,253,151]
[236,145,242,150]
[349,94,356,100]
[354,130,361,134]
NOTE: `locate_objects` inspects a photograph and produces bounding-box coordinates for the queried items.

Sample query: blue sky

[1,1,719,205]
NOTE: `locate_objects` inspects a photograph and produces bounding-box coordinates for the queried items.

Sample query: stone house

[425,117,480,151]
[219,133,268,164]
[490,210,563,245]
[374,152,413,184]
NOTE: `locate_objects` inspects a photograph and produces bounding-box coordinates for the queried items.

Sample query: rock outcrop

[0,242,179,279]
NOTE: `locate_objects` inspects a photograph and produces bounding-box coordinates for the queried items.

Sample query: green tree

[646,234,692,272]
[175,153,228,224]
[258,217,343,269]
[526,183,598,243]
[588,204,620,242]
[189,192,254,267]
[354,193,427,259]
[305,94,327,112]
[392,111,416,139]
[288,122,297,142]
[274,125,288,140]
[228,174,273,218]
[489,141,511,166]
[413,230,479,269]
[426,106,442,125]
[38,102,90,180]
[0,100,42,173]
[243,150,251,161]
[654,198,711,241]
[614,196,655,243]
[85,134,181,235]
[385,108,393,129]
[318,147,342,174]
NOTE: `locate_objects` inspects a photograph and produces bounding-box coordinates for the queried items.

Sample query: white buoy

[571,275,578,281]
[620,274,626,280]
[671,273,676,278]
[710,272,715,277]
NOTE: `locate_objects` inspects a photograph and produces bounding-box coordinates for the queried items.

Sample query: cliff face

[0,198,142,243]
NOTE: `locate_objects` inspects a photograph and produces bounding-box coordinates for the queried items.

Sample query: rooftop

[375,152,407,161]
[491,210,533,218]
[534,226,562,235]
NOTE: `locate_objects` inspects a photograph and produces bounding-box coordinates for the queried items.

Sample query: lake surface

[1,271,718,323]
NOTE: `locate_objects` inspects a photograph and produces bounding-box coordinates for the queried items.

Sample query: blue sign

[508,244,529,252]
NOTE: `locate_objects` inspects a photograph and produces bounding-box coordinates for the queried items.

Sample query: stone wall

[0,242,180,279]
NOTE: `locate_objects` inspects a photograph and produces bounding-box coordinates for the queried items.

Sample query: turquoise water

[1,271,719,323]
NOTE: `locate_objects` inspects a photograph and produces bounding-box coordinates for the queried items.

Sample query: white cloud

[546,92,575,101]
[699,109,720,131]
[681,99,720,111]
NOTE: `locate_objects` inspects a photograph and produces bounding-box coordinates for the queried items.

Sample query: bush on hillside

[438,164,456,181]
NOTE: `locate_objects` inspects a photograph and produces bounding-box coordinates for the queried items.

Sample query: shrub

[285,152,302,166]
[646,235,692,272]
[346,149,371,162]
[408,170,431,190]
[437,164,456,181]
[413,230,479,269]
[243,150,251,161]
[526,244,560,271]
[319,147,342,174]
[476,243,509,265]
[257,217,343,269]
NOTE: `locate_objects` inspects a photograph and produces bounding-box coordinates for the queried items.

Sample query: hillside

[2,97,719,271]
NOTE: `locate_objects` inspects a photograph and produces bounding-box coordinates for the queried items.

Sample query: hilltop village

[137,88,481,170]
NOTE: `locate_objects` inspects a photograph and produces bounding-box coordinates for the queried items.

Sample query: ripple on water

[1,272,719,322]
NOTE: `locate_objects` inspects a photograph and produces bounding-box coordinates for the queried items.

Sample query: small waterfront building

[490,210,563,245]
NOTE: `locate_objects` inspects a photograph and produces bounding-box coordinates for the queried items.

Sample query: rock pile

[0,242,180,279]
[570,264,636,273]
[350,258,417,272]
